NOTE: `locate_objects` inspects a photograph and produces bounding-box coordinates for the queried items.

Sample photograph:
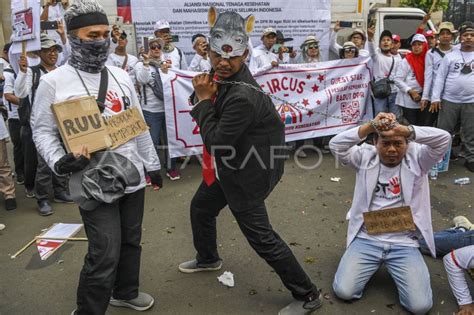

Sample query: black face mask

[68,34,110,73]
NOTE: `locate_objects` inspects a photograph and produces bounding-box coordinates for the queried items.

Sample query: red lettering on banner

[281,77,289,90]
[271,79,281,93]
[192,118,200,135]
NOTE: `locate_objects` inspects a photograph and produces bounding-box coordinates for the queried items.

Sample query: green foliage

[400,0,449,13]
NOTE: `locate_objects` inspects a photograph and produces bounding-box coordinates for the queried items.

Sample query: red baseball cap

[392,34,401,42]
[424,30,435,38]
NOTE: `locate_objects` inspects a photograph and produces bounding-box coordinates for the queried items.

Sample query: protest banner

[131,0,331,63]
[163,57,373,158]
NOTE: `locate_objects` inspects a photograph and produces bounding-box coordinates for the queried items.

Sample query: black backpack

[18,65,43,126]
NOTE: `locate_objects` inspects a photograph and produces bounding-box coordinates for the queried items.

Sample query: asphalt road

[1,149,473,315]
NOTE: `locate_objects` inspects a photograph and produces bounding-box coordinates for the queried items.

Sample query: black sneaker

[279,292,322,315]
[16,174,25,185]
[465,161,474,172]
[5,198,17,211]
[37,200,53,216]
[53,191,74,204]
[25,188,35,199]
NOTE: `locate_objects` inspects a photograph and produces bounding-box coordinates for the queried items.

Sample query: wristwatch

[407,125,416,141]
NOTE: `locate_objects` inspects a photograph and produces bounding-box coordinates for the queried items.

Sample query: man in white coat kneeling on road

[329,112,451,314]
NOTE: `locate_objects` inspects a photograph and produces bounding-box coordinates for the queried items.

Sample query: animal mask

[208,7,254,59]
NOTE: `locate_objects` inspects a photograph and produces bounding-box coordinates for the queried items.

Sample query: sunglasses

[308,45,319,49]
[344,48,356,53]
[149,44,162,50]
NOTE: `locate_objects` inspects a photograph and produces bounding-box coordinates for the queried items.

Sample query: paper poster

[36,223,83,260]
[12,7,35,41]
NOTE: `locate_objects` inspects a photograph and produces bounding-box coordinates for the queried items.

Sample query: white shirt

[358,164,420,247]
[443,245,474,306]
[14,66,48,105]
[188,53,212,72]
[31,64,161,192]
[368,41,400,93]
[135,62,164,113]
[2,67,19,120]
[249,44,279,75]
[422,47,453,101]
[162,47,188,70]
[431,50,474,104]
[41,4,66,44]
[106,53,139,84]
[394,58,423,109]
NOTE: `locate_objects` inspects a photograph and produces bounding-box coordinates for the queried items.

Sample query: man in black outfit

[179,7,322,315]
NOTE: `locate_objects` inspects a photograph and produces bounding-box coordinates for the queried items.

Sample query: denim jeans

[419,228,474,257]
[373,92,399,117]
[333,237,432,314]
[142,110,176,171]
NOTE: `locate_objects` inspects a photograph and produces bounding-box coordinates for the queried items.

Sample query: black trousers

[76,188,145,315]
[190,181,318,300]
[35,154,69,200]
[8,119,24,177]
[20,124,37,190]
[400,106,437,126]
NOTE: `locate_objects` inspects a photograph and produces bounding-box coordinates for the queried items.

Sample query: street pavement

[1,149,473,315]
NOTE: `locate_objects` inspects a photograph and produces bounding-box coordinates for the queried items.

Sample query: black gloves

[54,153,90,175]
[148,170,163,189]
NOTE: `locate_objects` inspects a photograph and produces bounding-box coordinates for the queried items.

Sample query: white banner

[131,0,331,62]
[163,57,373,158]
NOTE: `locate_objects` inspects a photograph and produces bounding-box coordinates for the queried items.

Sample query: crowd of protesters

[0,0,473,314]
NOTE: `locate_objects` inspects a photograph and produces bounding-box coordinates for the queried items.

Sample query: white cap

[155,20,170,31]
[411,33,427,44]
[262,27,277,37]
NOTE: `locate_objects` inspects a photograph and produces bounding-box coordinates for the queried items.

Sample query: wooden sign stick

[11,236,88,259]
[35,236,88,241]
[10,238,36,259]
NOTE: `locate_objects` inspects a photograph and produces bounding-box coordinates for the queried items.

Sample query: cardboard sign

[51,96,111,153]
[104,107,149,149]
[363,206,416,235]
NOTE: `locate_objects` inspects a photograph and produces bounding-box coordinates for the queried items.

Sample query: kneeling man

[329,113,451,314]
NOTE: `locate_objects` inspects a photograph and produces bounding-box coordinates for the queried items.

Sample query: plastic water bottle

[454,177,471,185]
[429,165,438,180]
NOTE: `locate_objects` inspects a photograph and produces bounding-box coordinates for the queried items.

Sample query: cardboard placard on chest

[51,96,149,153]
[363,206,416,235]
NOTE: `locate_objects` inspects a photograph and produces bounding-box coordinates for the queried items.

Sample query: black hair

[3,43,12,53]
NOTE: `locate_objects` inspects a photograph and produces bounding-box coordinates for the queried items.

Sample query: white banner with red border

[163,57,373,158]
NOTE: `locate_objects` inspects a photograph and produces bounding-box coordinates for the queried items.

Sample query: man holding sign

[329,113,450,314]
[31,0,162,314]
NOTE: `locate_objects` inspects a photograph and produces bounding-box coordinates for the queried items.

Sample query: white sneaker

[0,223,5,231]
[453,216,473,230]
